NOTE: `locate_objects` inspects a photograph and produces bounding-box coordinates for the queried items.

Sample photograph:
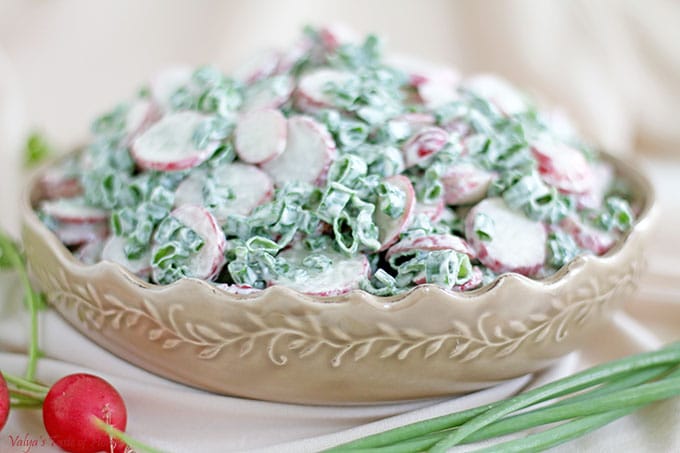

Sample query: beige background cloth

[1,1,680,451]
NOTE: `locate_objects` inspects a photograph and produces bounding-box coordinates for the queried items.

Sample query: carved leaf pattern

[36,253,641,368]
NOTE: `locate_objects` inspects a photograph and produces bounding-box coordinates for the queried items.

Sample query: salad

[37,25,635,297]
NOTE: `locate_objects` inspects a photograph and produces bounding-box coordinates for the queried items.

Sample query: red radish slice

[297,68,354,111]
[261,116,336,186]
[577,161,614,210]
[161,205,227,281]
[235,108,288,164]
[216,283,262,295]
[149,65,192,111]
[465,198,547,276]
[418,80,460,108]
[124,99,160,141]
[74,240,105,265]
[319,24,361,51]
[390,112,436,135]
[54,222,108,246]
[40,168,82,199]
[453,266,484,292]
[462,74,527,115]
[531,139,594,194]
[241,75,295,112]
[561,216,616,255]
[41,198,109,224]
[102,236,151,277]
[174,164,273,223]
[374,175,415,251]
[387,233,475,263]
[0,373,8,432]
[232,49,280,85]
[442,163,495,205]
[131,111,220,172]
[402,126,449,168]
[413,198,445,223]
[272,247,369,297]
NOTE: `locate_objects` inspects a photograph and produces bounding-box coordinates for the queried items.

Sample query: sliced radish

[296,68,354,111]
[413,198,445,223]
[131,111,220,172]
[276,38,313,73]
[561,216,616,255]
[401,126,449,168]
[40,167,82,199]
[462,74,527,116]
[155,205,227,282]
[390,112,436,135]
[453,266,484,292]
[531,139,594,194]
[374,175,415,251]
[175,164,273,222]
[102,236,151,277]
[577,161,614,210]
[465,198,547,276]
[385,53,460,87]
[74,240,105,265]
[235,108,288,164]
[261,116,336,186]
[53,222,109,246]
[215,283,262,295]
[271,247,369,297]
[319,24,361,51]
[232,49,280,85]
[149,65,192,111]
[442,163,495,205]
[418,80,460,108]
[41,198,109,224]
[387,234,475,265]
[241,74,294,112]
[124,99,160,141]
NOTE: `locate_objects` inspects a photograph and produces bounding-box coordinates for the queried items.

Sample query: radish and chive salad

[37,26,635,296]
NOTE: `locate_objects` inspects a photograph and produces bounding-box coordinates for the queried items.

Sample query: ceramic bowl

[22,152,656,404]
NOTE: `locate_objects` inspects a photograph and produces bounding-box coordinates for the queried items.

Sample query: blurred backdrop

[1,0,679,233]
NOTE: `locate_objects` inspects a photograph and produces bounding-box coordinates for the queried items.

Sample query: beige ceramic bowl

[22,152,655,404]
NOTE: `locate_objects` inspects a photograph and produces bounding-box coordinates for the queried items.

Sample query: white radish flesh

[297,68,354,111]
[101,236,151,277]
[374,175,416,251]
[442,163,495,205]
[387,233,475,263]
[232,49,280,85]
[132,111,220,172]
[413,198,444,223]
[41,198,109,224]
[74,240,105,265]
[235,109,288,164]
[261,116,336,186]
[577,161,614,210]
[532,139,594,194]
[241,75,294,112]
[272,247,369,297]
[465,198,547,276]
[54,222,108,246]
[149,65,192,111]
[402,127,449,168]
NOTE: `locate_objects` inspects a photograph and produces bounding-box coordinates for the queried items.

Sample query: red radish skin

[216,284,262,296]
[131,111,220,172]
[235,109,288,164]
[374,175,416,251]
[40,168,82,199]
[532,140,594,194]
[401,127,449,168]
[296,69,354,111]
[465,198,547,276]
[162,205,227,281]
[42,374,127,453]
[387,234,476,263]
[41,198,109,224]
[561,216,616,255]
[413,198,445,223]
[0,372,9,432]
[319,24,360,51]
[442,163,496,206]
[261,116,336,186]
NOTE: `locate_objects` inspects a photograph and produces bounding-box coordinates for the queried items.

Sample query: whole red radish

[0,371,9,432]
[43,373,127,453]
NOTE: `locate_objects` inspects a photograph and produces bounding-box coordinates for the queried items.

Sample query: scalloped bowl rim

[23,151,656,313]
